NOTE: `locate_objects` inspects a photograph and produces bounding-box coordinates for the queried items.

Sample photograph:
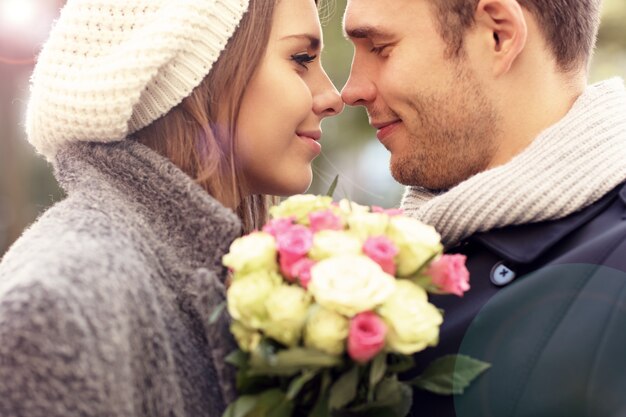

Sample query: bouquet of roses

[219,195,489,417]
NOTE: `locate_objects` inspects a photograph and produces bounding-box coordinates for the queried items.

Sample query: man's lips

[372,120,401,141]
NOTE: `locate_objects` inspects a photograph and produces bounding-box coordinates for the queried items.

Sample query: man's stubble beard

[390,65,500,191]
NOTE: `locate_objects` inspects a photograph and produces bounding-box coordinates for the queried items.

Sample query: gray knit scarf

[401,78,626,248]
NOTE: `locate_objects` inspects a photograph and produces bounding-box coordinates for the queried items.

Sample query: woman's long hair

[135,0,277,233]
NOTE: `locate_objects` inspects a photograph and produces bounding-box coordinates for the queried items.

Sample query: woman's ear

[475,0,528,76]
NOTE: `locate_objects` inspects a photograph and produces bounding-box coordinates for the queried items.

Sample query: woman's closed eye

[291,53,318,70]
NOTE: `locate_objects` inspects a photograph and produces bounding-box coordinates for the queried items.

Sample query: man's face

[342,0,500,190]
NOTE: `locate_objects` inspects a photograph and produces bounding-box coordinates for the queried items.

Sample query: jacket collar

[53,140,242,276]
[470,182,626,264]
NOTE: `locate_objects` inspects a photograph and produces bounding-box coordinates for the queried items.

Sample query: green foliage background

[1,0,625,255]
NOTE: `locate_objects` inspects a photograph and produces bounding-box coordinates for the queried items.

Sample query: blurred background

[1,0,625,256]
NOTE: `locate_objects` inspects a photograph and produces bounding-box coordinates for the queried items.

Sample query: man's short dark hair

[430,0,602,72]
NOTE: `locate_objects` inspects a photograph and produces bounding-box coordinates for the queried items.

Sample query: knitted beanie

[25,0,250,161]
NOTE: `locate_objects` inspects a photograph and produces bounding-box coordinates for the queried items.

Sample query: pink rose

[290,258,316,289]
[277,225,314,279]
[372,206,404,217]
[348,312,387,363]
[308,210,343,233]
[427,254,470,297]
[363,236,399,276]
[262,217,296,238]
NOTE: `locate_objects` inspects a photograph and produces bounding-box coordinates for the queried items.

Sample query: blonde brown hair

[430,0,601,72]
[135,0,278,233]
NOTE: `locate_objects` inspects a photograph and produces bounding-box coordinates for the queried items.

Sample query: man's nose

[341,70,376,106]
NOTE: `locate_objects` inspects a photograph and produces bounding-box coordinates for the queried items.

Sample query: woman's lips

[297,131,322,155]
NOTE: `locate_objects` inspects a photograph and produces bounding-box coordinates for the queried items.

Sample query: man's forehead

[343,0,384,38]
[343,0,412,39]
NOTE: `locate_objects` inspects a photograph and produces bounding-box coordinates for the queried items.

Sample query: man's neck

[487,71,587,169]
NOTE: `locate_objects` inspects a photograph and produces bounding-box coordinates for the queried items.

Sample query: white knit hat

[25,0,250,161]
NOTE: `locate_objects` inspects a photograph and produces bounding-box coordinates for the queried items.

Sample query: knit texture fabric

[401,78,626,248]
[0,140,242,416]
[25,0,249,162]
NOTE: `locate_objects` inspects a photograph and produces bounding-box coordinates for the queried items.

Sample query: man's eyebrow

[343,26,394,41]
[280,34,322,50]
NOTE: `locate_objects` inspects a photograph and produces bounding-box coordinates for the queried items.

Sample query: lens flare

[0,0,61,66]
[0,0,37,28]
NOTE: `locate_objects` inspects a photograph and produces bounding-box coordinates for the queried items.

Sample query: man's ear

[475,0,527,76]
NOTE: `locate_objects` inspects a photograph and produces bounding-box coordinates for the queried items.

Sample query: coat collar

[53,140,242,276]
[470,182,626,264]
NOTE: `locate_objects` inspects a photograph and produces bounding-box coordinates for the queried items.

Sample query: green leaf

[408,354,491,395]
[325,175,339,197]
[277,348,343,368]
[329,366,360,410]
[367,354,387,402]
[250,348,343,376]
[374,376,404,404]
[222,395,259,417]
[254,389,287,416]
[338,378,412,417]
[387,354,415,374]
[309,371,332,417]
[226,349,249,369]
[287,370,318,400]
[209,301,227,324]
[235,368,277,395]
[267,399,295,417]
[369,354,387,390]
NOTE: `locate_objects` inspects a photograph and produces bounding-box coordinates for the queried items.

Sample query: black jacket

[409,182,626,417]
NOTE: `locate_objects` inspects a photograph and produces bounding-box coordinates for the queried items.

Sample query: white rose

[308,230,363,260]
[222,232,278,275]
[308,255,396,317]
[387,216,443,277]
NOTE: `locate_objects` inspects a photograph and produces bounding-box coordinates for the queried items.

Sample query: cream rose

[227,270,282,329]
[222,232,278,276]
[378,280,443,354]
[304,305,350,356]
[263,285,312,347]
[230,321,262,353]
[387,216,443,276]
[347,212,390,241]
[269,195,333,225]
[337,199,370,216]
[308,230,363,261]
[308,255,396,317]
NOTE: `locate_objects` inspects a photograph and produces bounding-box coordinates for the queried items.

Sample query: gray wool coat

[0,140,242,417]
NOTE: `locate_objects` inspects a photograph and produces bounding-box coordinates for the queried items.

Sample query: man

[342,0,626,416]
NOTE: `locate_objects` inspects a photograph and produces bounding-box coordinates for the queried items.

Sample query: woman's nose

[314,73,345,118]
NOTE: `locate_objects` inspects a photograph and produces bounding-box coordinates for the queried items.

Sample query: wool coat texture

[0,140,242,417]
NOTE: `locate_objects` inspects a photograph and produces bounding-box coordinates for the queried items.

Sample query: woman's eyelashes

[291,52,318,70]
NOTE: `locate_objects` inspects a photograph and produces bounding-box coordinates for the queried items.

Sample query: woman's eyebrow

[280,34,322,50]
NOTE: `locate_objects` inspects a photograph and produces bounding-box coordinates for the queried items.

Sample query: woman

[0,0,342,416]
